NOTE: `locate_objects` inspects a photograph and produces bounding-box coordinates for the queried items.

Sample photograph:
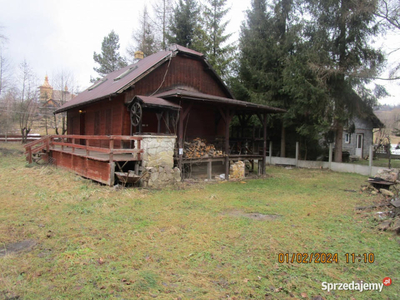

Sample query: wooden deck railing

[24,136,51,164]
[25,135,143,163]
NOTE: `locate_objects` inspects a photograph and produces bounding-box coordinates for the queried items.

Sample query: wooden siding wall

[67,95,128,147]
[124,55,230,103]
[184,104,225,141]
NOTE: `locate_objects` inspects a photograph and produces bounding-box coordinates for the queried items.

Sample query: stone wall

[140,135,180,188]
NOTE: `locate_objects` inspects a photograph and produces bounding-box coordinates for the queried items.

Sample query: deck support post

[258,160,263,175]
[109,138,114,163]
[207,160,212,180]
[109,162,115,186]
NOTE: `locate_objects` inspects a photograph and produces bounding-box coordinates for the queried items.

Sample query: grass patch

[0,142,399,299]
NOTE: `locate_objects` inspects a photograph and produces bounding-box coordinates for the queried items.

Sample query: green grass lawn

[0,142,399,299]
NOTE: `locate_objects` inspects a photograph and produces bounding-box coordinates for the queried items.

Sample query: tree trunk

[54,114,59,135]
[334,123,343,162]
[280,124,286,157]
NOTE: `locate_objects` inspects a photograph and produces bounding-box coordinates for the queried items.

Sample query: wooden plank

[111,149,144,154]
[54,134,143,141]
[52,142,110,153]
[24,136,50,149]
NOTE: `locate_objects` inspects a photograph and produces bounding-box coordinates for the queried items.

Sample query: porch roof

[154,89,286,114]
[132,95,181,110]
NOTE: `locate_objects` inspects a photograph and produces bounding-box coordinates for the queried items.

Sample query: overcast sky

[0,0,399,105]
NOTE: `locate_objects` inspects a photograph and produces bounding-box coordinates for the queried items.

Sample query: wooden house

[25,45,285,185]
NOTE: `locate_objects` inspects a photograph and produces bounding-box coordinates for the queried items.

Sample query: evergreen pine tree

[93,30,127,78]
[167,0,200,49]
[305,0,385,161]
[198,0,235,79]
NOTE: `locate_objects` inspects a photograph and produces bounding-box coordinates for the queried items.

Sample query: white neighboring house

[342,113,384,158]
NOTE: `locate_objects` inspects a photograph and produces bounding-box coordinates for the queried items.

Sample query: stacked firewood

[184,138,224,159]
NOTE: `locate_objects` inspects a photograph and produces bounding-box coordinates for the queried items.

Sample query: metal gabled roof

[54,44,212,114]
[54,50,173,113]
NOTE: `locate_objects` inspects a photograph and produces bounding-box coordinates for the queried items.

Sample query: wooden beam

[156,112,163,134]
[165,111,170,134]
[181,102,193,121]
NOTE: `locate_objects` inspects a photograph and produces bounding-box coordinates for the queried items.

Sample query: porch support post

[224,118,230,180]
[262,113,267,175]
[178,103,193,176]
[219,108,234,180]
[257,113,268,175]
[178,114,184,172]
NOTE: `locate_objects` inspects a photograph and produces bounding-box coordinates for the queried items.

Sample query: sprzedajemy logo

[321,278,392,293]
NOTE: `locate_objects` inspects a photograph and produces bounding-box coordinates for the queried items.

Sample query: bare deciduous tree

[127,5,158,61]
[51,70,77,135]
[14,60,39,143]
[152,0,173,50]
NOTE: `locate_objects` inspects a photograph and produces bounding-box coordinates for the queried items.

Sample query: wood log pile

[184,138,224,159]
[358,168,400,234]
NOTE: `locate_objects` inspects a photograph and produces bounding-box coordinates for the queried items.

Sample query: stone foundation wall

[142,166,181,188]
[140,135,180,187]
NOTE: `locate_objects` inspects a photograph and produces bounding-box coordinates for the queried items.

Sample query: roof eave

[54,93,117,114]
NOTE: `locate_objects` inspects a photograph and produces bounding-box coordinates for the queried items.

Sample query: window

[357,134,363,149]
[114,66,138,81]
[88,78,107,91]
[344,133,351,144]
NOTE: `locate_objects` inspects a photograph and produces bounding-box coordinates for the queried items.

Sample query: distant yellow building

[39,76,75,109]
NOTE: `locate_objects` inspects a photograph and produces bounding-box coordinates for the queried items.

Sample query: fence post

[295,142,299,167]
[369,145,373,176]
[269,141,272,165]
[329,143,333,170]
